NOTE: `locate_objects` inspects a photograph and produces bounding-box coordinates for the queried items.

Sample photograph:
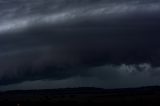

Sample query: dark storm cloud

[0,0,160,87]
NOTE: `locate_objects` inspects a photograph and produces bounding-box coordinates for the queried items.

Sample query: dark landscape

[0,86,160,105]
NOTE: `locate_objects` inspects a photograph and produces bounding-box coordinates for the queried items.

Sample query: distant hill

[2,86,160,95]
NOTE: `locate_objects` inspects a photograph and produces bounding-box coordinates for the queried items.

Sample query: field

[0,87,160,105]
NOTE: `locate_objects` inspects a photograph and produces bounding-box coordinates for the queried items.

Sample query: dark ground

[0,86,160,106]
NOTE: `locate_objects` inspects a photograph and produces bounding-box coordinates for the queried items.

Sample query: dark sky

[0,0,160,90]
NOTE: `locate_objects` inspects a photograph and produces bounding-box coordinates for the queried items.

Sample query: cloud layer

[0,0,160,89]
[1,63,160,91]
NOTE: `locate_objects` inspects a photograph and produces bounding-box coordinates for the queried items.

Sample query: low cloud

[1,63,160,90]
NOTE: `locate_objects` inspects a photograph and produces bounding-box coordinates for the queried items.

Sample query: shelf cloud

[0,0,160,90]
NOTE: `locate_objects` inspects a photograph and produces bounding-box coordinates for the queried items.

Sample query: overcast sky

[0,0,160,90]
